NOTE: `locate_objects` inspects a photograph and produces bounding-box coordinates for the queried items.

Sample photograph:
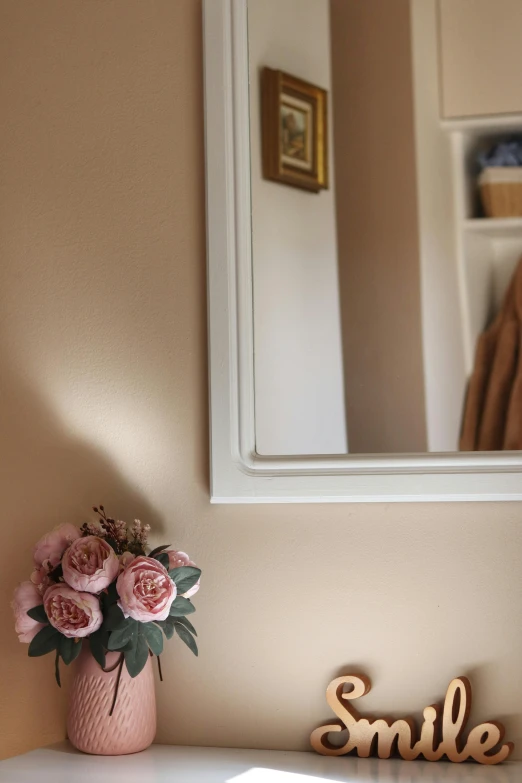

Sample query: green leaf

[127,541,146,556]
[107,581,119,602]
[106,581,119,604]
[169,596,196,617]
[155,617,175,639]
[156,552,169,569]
[124,634,149,678]
[105,537,118,552]
[28,625,61,658]
[26,605,48,624]
[100,581,119,612]
[175,616,197,637]
[175,623,198,656]
[60,637,83,665]
[107,619,138,651]
[140,622,163,655]
[49,563,63,582]
[149,544,171,559]
[103,604,126,631]
[169,567,201,595]
[88,628,108,669]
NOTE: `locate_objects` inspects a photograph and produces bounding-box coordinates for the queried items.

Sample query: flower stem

[157,655,163,682]
[109,654,124,717]
[102,657,122,673]
[54,650,61,687]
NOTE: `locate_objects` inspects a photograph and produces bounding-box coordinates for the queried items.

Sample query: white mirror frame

[203,0,522,503]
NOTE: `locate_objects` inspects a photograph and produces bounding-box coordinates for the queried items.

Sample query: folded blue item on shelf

[478,137,522,169]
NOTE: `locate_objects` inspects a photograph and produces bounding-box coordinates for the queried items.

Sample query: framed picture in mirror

[261,68,328,193]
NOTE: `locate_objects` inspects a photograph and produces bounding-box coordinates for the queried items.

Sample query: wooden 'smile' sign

[310,675,513,765]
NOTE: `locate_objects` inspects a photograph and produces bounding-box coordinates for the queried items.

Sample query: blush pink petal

[33,523,81,569]
[12,581,45,643]
[118,551,136,572]
[44,583,102,638]
[117,556,176,623]
[166,549,201,598]
[182,580,200,599]
[166,550,191,569]
[30,565,53,596]
[62,536,119,593]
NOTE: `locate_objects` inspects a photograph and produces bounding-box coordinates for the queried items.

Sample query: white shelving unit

[464,217,522,237]
[445,114,522,374]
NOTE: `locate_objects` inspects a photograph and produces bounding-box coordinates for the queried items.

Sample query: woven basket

[479,167,522,218]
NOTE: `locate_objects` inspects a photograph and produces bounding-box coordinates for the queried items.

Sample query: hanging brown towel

[460,258,522,451]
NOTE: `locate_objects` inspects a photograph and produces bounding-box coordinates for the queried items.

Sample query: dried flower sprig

[81,507,150,556]
[131,519,151,548]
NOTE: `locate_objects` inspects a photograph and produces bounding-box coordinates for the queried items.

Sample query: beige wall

[330,0,427,453]
[1,0,522,762]
[439,0,522,118]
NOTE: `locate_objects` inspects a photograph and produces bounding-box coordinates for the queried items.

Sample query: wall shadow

[0,340,161,759]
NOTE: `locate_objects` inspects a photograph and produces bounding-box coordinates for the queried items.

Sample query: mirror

[203,0,522,502]
[247,0,522,457]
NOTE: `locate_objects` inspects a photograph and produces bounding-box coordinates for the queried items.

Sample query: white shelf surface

[441,113,522,133]
[1,743,522,783]
[464,217,522,237]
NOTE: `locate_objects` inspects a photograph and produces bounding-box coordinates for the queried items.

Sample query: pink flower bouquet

[12,506,201,689]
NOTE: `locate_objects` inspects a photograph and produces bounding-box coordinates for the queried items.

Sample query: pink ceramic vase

[67,646,156,755]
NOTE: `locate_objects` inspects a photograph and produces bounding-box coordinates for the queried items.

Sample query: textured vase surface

[67,647,156,755]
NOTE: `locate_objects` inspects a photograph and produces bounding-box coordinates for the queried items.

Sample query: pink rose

[12,581,46,643]
[33,523,81,569]
[62,536,119,593]
[166,550,193,569]
[117,556,176,622]
[119,551,136,571]
[30,564,53,596]
[44,583,102,638]
[166,549,201,599]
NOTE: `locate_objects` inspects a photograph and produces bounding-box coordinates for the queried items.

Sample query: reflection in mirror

[248,0,522,457]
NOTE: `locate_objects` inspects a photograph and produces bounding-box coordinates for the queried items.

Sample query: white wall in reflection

[249,0,348,456]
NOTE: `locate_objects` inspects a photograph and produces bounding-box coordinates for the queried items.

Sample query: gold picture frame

[261,67,328,193]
